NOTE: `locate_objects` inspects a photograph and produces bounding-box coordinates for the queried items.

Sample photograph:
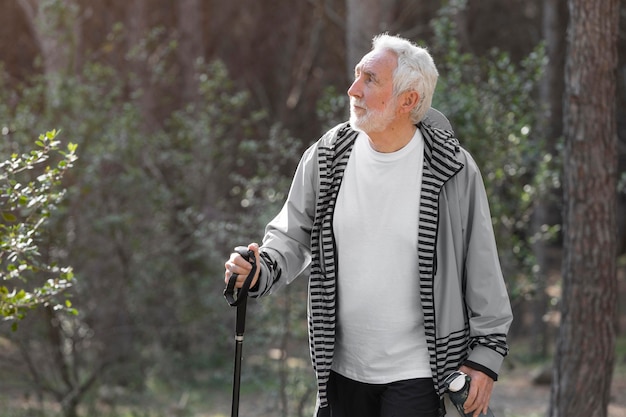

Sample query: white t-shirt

[332,129,431,384]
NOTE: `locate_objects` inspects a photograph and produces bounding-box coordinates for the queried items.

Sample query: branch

[19,339,64,399]
[286,2,325,109]
[16,0,37,26]
[61,360,109,413]
[305,0,343,28]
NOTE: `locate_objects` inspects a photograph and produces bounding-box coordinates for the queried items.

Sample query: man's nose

[347,78,362,98]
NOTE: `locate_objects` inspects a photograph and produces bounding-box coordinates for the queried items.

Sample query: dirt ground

[207,364,626,417]
[490,365,626,417]
[4,365,625,417]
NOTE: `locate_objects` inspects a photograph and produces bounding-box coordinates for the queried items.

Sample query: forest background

[0,0,625,417]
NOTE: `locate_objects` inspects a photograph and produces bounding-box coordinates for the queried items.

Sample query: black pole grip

[223,246,257,307]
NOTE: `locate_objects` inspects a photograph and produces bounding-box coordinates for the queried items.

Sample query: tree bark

[549,0,619,416]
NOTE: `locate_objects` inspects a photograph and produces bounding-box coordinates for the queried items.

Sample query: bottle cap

[448,373,467,392]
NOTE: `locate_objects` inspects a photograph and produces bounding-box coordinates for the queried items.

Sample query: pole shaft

[231,339,244,417]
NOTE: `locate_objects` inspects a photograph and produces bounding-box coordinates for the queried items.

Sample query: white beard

[349,96,398,134]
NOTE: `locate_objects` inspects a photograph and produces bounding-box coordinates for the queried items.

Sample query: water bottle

[443,371,495,417]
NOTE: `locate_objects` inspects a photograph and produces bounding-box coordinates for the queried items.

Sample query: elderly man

[224,34,512,417]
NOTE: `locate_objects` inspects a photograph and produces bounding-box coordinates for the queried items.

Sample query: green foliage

[430,3,559,295]
[0,21,307,414]
[316,86,349,132]
[0,129,77,324]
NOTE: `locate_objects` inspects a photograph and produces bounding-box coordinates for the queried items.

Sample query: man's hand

[224,243,261,289]
[458,365,494,417]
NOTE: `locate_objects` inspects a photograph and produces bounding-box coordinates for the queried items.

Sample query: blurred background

[0,0,625,416]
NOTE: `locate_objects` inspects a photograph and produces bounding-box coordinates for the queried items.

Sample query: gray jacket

[251,110,513,416]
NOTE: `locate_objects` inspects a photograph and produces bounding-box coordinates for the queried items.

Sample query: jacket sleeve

[249,142,319,297]
[459,150,513,379]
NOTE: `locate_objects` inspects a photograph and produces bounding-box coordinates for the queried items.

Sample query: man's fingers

[223,243,261,289]
[224,253,253,286]
[457,366,494,417]
[466,388,490,416]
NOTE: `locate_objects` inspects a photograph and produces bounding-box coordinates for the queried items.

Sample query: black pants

[327,371,440,417]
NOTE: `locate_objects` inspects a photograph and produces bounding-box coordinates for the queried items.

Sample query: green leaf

[1,212,17,222]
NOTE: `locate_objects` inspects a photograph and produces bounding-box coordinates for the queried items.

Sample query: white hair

[371,34,439,123]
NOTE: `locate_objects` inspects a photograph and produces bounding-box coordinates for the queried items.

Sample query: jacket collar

[418,121,464,184]
[331,121,464,183]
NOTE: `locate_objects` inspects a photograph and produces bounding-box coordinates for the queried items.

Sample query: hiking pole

[223,246,257,417]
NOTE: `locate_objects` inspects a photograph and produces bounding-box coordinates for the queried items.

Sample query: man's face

[348,49,399,134]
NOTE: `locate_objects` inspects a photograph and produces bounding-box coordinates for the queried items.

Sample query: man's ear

[399,90,419,114]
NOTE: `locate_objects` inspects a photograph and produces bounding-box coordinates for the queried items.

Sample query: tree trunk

[540,0,567,149]
[530,0,568,359]
[125,0,156,127]
[549,0,619,416]
[345,0,395,77]
[16,0,79,100]
[176,0,204,104]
